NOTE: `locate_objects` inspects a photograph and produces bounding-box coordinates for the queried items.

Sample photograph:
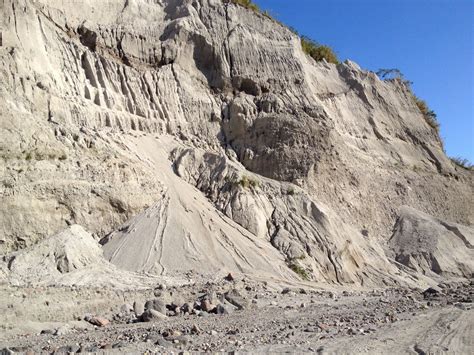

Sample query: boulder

[201,299,216,313]
[224,289,249,310]
[133,301,144,317]
[216,302,236,315]
[181,302,194,314]
[140,309,167,322]
[144,298,167,315]
[422,286,442,299]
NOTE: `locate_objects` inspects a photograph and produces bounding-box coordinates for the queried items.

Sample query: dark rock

[181,302,193,314]
[144,298,167,314]
[40,329,56,335]
[225,273,234,281]
[112,342,127,349]
[422,287,441,299]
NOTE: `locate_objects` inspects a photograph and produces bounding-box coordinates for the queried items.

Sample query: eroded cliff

[1,0,473,286]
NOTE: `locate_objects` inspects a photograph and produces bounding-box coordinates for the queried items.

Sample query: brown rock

[201,299,216,312]
[85,316,110,327]
[191,324,201,334]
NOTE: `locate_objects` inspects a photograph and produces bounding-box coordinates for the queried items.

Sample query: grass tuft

[287,259,310,280]
[301,36,339,64]
[412,95,439,132]
[235,175,259,189]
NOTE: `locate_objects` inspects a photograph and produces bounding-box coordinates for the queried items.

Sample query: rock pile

[114,288,249,324]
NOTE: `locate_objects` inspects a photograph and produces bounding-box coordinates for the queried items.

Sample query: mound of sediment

[389,207,474,279]
[0,225,166,288]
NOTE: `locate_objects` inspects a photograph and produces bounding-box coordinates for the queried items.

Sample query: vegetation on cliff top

[412,96,439,132]
[225,0,340,65]
[225,0,260,12]
[376,68,440,133]
[301,36,339,64]
[230,1,453,151]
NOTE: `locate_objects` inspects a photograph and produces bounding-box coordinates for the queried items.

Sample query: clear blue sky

[254,0,474,162]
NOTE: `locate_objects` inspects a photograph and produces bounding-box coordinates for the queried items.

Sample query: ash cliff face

[0,0,473,286]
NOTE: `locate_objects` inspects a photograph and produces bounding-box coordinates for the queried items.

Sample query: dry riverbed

[1,279,472,354]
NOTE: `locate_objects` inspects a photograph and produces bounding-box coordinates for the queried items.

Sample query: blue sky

[253,0,474,162]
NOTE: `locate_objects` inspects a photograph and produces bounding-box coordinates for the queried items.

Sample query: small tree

[376,69,440,133]
[376,68,403,80]
[376,68,413,86]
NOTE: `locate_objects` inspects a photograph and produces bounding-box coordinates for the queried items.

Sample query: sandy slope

[101,136,295,280]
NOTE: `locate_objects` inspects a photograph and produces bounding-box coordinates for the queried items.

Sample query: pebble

[191,324,201,334]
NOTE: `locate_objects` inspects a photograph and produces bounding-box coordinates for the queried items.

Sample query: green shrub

[375,69,440,133]
[20,150,67,161]
[301,36,339,64]
[288,261,310,280]
[225,1,339,65]
[229,175,259,190]
[450,157,474,170]
[412,95,439,132]
[236,175,259,189]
